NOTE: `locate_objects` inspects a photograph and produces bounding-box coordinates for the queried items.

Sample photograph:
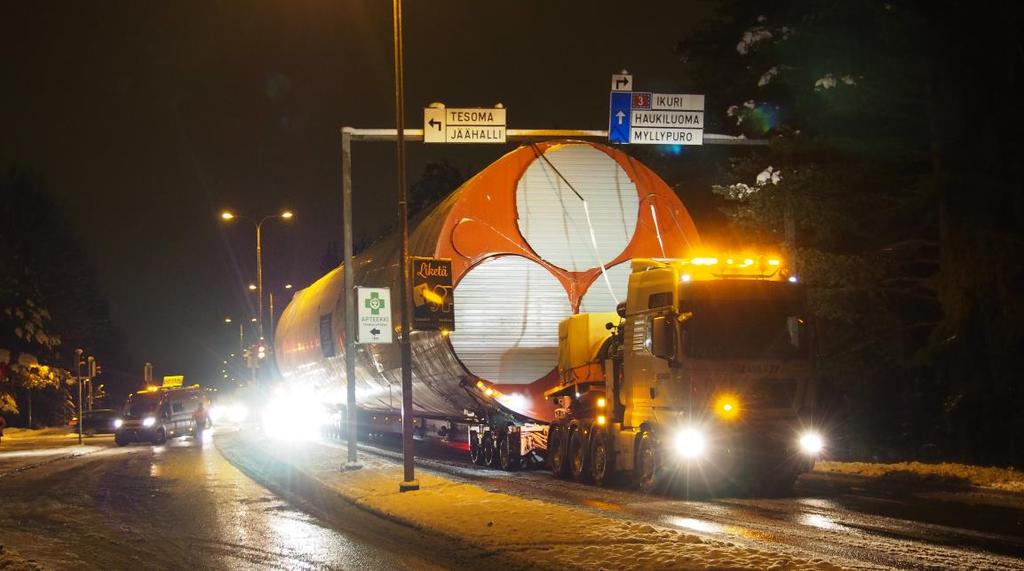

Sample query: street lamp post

[75,348,83,445]
[224,316,245,360]
[392,0,417,493]
[220,210,293,344]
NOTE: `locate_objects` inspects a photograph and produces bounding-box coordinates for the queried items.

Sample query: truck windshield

[124,393,161,417]
[680,281,807,360]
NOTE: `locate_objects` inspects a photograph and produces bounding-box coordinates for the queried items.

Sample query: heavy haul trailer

[275,141,701,447]
[535,257,823,494]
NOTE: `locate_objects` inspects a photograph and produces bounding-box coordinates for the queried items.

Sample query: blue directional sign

[608,92,632,143]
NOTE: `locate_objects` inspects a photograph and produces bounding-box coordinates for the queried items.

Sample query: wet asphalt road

[0,432,455,570]
[356,434,1024,570]
[3,429,1023,570]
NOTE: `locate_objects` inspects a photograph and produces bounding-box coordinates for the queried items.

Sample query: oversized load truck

[276,140,823,493]
[468,255,823,494]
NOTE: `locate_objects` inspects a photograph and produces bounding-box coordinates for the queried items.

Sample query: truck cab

[547,256,824,495]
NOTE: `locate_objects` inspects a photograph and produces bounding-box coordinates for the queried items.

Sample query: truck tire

[481,432,498,468]
[548,423,570,478]
[634,431,658,493]
[114,432,129,447]
[498,432,521,471]
[570,428,591,482]
[589,428,615,486]
[469,431,485,465]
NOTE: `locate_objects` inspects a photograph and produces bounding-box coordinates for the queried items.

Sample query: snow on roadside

[0,544,47,570]
[2,428,74,439]
[229,436,857,570]
[815,461,1024,492]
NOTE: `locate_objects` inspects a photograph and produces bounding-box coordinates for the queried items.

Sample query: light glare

[674,428,706,458]
[799,431,824,455]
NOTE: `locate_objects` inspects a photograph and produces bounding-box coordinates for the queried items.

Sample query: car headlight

[114,419,124,428]
[674,428,706,459]
[142,417,156,427]
[798,431,824,455]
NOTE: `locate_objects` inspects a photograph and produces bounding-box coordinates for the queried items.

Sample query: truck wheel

[498,433,521,471]
[469,432,485,465]
[634,431,658,493]
[481,433,498,468]
[590,429,615,486]
[569,428,591,482]
[152,428,167,445]
[548,424,570,478]
[114,432,129,447]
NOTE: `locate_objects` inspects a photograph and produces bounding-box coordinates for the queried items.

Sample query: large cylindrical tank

[275,141,701,422]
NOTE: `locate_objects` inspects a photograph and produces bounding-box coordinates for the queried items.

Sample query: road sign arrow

[615,77,629,89]
[616,110,626,125]
[370,327,381,336]
[428,118,442,130]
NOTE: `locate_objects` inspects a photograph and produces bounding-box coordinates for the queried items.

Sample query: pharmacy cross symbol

[365,292,386,315]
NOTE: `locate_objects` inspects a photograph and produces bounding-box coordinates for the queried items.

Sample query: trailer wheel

[635,431,658,493]
[569,428,591,482]
[469,431,485,465]
[548,423,570,478]
[498,432,520,471]
[482,432,499,468]
[590,428,614,486]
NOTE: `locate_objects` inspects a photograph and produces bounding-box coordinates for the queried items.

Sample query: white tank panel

[578,262,633,314]
[449,256,572,384]
[516,145,640,272]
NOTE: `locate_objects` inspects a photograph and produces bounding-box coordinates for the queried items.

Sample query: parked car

[79,409,119,435]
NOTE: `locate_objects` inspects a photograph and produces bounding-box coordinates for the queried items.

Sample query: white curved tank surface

[275,141,702,423]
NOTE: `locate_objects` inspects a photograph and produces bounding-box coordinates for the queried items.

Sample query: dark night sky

[2,1,719,384]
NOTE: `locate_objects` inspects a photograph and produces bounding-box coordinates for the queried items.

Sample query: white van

[115,385,209,445]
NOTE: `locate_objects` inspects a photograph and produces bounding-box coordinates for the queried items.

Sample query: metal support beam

[341,127,361,471]
[342,127,768,145]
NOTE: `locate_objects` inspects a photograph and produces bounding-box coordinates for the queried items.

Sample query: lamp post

[266,284,292,347]
[219,209,294,342]
[391,0,417,493]
[75,348,83,445]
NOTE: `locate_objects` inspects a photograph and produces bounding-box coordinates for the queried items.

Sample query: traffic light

[257,344,267,360]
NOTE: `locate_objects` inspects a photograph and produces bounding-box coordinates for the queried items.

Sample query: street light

[392,0,418,493]
[219,209,294,341]
[224,316,250,385]
[75,348,83,445]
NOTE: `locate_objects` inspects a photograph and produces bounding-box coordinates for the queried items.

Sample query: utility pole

[269,292,275,343]
[87,356,96,411]
[75,348,83,445]
[392,0,418,494]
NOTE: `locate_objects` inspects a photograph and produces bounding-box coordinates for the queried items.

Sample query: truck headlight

[798,431,824,455]
[674,428,706,459]
[142,417,156,428]
[114,419,123,428]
